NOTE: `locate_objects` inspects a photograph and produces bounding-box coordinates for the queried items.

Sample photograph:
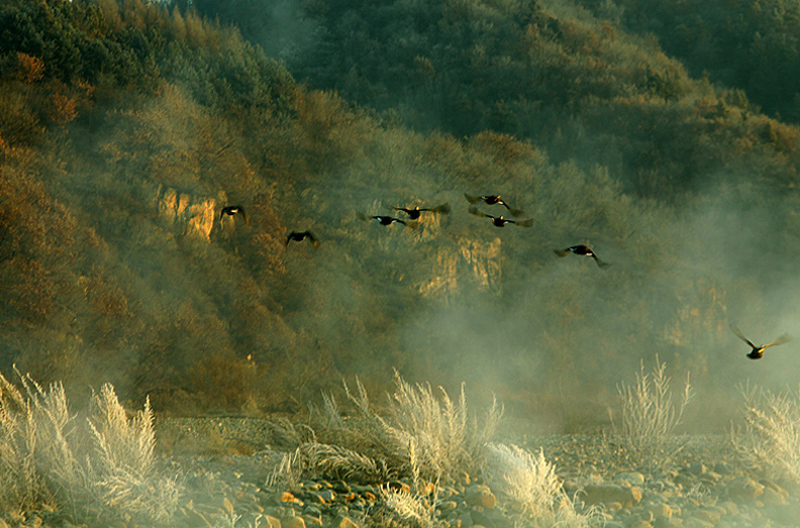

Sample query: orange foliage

[16,53,44,84]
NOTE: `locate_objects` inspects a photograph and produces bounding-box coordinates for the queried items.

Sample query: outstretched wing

[764,333,792,349]
[468,206,489,218]
[730,323,757,349]
[425,203,451,214]
[502,202,524,217]
[594,257,611,269]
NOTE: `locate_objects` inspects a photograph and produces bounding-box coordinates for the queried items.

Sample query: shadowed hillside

[1,0,800,432]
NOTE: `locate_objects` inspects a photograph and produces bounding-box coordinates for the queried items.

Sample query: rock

[648,502,673,518]
[687,462,706,476]
[713,462,733,475]
[629,521,652,528]
[330,516,359,528]
[726,477,764,501]
[440,501,458,512]
[465,485,497,509]
[614,472,646,486]
[319,490,336,503]
[719,501,739,517]
[653,518,684,528]
[582,485,642,508]
[264,515,281,528]
[684,518,713,528]
[693,509,721,524]
[760,486,787,506]
[282,516,306,528]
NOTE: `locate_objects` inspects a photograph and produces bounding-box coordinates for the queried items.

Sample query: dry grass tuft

[733,383,800,483]
[612,356,693,467]
[0,369,181,523]
[486,443,593,528]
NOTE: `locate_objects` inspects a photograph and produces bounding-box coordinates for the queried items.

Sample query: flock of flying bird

[220,195,790,361]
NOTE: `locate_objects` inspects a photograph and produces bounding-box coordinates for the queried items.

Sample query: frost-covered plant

[486,443,593,528]
[733,383,800,483]
[613,356,693,467]
[379,370,503,481]
[86,384,181,523]
[0,370,181,523]
[297,372,503,484]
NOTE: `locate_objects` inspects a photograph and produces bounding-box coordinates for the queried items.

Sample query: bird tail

[464,193,481,204]
[516,218,533,228]
[506,205,525,217]
[242,211,250,226]
[554,249,570,257]
[356,212,368,221]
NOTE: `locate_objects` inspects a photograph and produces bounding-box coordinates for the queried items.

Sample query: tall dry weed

[486,443,593,528]
[733,383,800,483]
[0,370,181,523]
[613,356,693,467]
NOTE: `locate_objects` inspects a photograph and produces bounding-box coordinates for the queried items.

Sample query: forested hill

[2,0,800,429]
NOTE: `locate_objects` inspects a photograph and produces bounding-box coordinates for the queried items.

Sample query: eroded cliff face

[157,186,218,241]
[418,236,503,298]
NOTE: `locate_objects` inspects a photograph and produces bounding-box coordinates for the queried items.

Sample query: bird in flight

[220,205,249,225]
[554,244,610,268]
[357,212,419,229]
[286,230,319,249]
[468,206,533,227]
[464,193,523,217]
[388,203,450,220]
[730,324,791,360]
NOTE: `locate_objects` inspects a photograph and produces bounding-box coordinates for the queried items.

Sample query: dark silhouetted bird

[389,203,451,219]
[286,230,319,249]
[730,324,791,360]
[554,244,610,268]
[357,212,419,229]
[464,193,523,216]
[220,205,249,225]
[468,206,533,227]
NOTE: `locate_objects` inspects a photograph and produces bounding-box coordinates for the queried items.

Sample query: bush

[733,383,800,483]
[0,369,181,524]
[486,443,592,528]
[612,356,693,467]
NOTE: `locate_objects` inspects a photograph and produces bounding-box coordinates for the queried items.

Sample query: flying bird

[286,230,319,249]
[357,212,419,229]
[730,324,791,360]
[464,193,524,217]
[388,203,451,219]
[220,205,249,225]
[468,206,533,227]
[554,244,610,268]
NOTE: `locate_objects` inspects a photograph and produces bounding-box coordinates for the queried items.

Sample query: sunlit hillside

[1,0,800,435]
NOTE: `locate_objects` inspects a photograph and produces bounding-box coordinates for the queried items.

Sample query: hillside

[1,0,800,430]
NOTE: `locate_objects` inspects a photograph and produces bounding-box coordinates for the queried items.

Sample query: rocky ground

[3,417,799,528]
[157,417,800,528]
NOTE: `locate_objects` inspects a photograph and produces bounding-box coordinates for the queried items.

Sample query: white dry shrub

[378,484,440,528]
[486,443,593,528]
[379,371,503,481]
[733,383,800,483]
[613,356,693,467]
[86,383,181,522]
[0,370,180,523]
